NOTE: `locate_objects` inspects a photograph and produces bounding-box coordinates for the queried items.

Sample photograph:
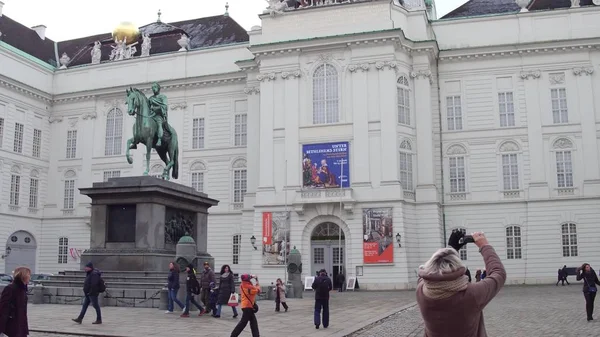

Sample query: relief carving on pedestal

[164,208,196,244]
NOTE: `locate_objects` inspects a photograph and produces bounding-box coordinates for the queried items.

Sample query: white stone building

[0,0,599,289]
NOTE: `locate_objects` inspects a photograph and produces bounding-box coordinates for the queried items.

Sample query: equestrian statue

[125,82,179,180]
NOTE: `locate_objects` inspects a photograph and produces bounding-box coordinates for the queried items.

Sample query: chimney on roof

[32,25,47,40]
[0,1,4,17]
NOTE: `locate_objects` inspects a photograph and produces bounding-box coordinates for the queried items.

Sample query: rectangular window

[29,178,38,208]
[398,88,410,125]
[313,247,325,264]
[446,96,463,131]
[333,247,344,264]
[0,118,4,148]
[13,123,24,153]
[551,88,568,124]
[58,237,69,264]
[502,154,519,190]
[103,170,120,182]
[498,92,515,127]
[561,223,578,257]
[191,172,204,192]
[234,114,247,146]
[232,234,241,265]
[449,157,466,193]
[64,180,75,209]
[233,169,247,203]
[66,130,77,159]
[506,226,522,259]
[399,152,413,191]
[556,151,573,188]
[32,129,42,158]
[9,175,20,206]
[192,118,205,149]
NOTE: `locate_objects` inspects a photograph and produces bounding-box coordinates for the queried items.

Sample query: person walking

[312,269,332,329]
[166,262,185,313]
[0,266,31,337]
[180,263,205,318]
[200,262,216,314]
[72,262,103,325]
[214,265,238,318]
[475,269,481,282]
[416,231,506,337]
[561,265,570,285]
[576,263,600,321]
[338,270,345,292]
[274,278,289,312]
[230,274,260,337]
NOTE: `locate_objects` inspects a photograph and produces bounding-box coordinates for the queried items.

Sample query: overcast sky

[2,0,467,41]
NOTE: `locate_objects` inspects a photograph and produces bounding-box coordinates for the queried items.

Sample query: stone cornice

[573,66,594,76]
[0,78,52,104]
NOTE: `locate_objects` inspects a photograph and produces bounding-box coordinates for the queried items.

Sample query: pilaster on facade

[258,78,275,191]
[245,81,261,196]
[379,60,399,185]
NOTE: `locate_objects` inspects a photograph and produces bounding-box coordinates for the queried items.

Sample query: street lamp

[395,233,401,248]
[250,235,257,250]
[1,246,11,259]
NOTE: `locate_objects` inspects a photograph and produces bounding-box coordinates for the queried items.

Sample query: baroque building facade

[0,0,599,289]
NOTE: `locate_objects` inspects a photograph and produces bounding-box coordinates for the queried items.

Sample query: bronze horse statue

[125,87,179,180]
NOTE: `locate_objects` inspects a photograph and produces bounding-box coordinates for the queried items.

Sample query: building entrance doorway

[5,231,37,274]
[310,222,345,290]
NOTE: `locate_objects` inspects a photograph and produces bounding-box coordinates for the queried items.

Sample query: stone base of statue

[79,176,218,271]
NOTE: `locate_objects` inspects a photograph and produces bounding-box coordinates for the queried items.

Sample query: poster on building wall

[302,142,350,189]
[362,208,394,264]
[262,211,291,265]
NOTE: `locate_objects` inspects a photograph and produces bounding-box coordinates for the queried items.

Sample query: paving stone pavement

[350,285,600,337]
[28,290,415,337]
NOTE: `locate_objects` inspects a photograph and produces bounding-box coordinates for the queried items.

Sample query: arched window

[58,237,69,264]
[190,161,206,193]
[499,141,520,191]
[63,170,76,210]
[29,169,39,209]
[505,225,522,259]
[455,228,468,261]
[312,64,339,125]
[105,108,123,156]
[399,140,413,191]
[561,223,578,257]
[553,138,574,189]
[447,145,467,195]
[232,159,247,206]
[397,75,411,125]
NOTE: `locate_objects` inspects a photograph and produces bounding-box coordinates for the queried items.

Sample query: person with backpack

[230,274,260,337]
[180,263,205,318]
[311,269,333,329]
[72,262,104,325]
[576,263,600,321]
[0,266,31,337]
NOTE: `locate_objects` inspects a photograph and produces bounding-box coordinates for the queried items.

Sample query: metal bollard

[159,288,168,310]
[266,285,275,301]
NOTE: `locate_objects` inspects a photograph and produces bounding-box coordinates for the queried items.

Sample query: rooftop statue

[125,83,179,180]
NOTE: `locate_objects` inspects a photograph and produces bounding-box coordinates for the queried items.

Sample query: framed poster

[262,211,290,265]
[363,208,394,264]
[347,277,356,291]
[356,265,363,277]
[304,276,315,290]
[302,142,350,189]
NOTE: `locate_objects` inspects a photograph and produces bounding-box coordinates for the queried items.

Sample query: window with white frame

[397,76,411,125]
[13,123,24,153]
[499,141,520,191]
[551,88,568,124]
[506,225,522,259]
[447,145,467,193]
[446,96,463,131]
[561,223,578,257]
[105,108,123,156]
[9,174,20,206]
[0,118,4,148]
[29,173,39,208]
[553,138,574,188]
[456,228,468,260]
[399,140,413,191]
[64,179,75,209]
[66,130,77,159]
[498,92,515,127]
[58,237,69,264]
[232,159,247,204]
[32,129,42,158]
[103,170,120,182]
[192,118,205,149]
[313,64,339,125]
[191,172,204,192]
[234,114,247,146]
[232,234,241,265]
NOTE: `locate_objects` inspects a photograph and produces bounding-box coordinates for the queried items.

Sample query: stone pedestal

[287,246,303,299]
[79,176,218,272]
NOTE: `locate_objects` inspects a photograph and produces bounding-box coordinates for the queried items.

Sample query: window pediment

[553,138,573,150]
[447,144,467,156]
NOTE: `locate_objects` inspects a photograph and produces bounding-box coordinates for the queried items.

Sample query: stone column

[573,67,600,196]
[377,61,399,186]
[244,83,261,195]
[349,63,370,186]
[195,212,208,253]
[282,70,302,188]
[411,67,437,202]
[521,70,549,199]
[258,73,276,190]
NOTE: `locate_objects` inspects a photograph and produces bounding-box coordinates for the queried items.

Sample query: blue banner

[302,142,350,189]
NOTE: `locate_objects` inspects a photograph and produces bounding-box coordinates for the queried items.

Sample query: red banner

[362,208,394,264]
[262,212,273,245]
[363,242,393,264]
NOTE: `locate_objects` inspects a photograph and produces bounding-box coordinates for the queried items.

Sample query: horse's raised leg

[157,149,170,181]
[143,141,152,176]
[126,137,135,164]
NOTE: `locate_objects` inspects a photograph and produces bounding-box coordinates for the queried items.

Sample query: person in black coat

[72,262,102,324]
[166,262,185,313]
[0,266,30,337]
[180,263,205,317]
[576,263,600,321]
[448,229,472,282]
[337,271,345,292]
[312,269,333,329]
[214,264,238,318]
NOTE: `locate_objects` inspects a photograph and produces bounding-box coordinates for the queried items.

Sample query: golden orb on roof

[112,22,139,44]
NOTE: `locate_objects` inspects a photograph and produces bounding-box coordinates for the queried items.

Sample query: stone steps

[40,280,167,289]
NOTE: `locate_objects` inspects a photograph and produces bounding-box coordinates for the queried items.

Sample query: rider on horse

[149,82,168,147]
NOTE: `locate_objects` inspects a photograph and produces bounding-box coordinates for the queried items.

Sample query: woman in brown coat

[0,267,31,337]
[416,231,506,337]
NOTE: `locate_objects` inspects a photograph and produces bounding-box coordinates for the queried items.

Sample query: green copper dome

[178,233,195,244]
